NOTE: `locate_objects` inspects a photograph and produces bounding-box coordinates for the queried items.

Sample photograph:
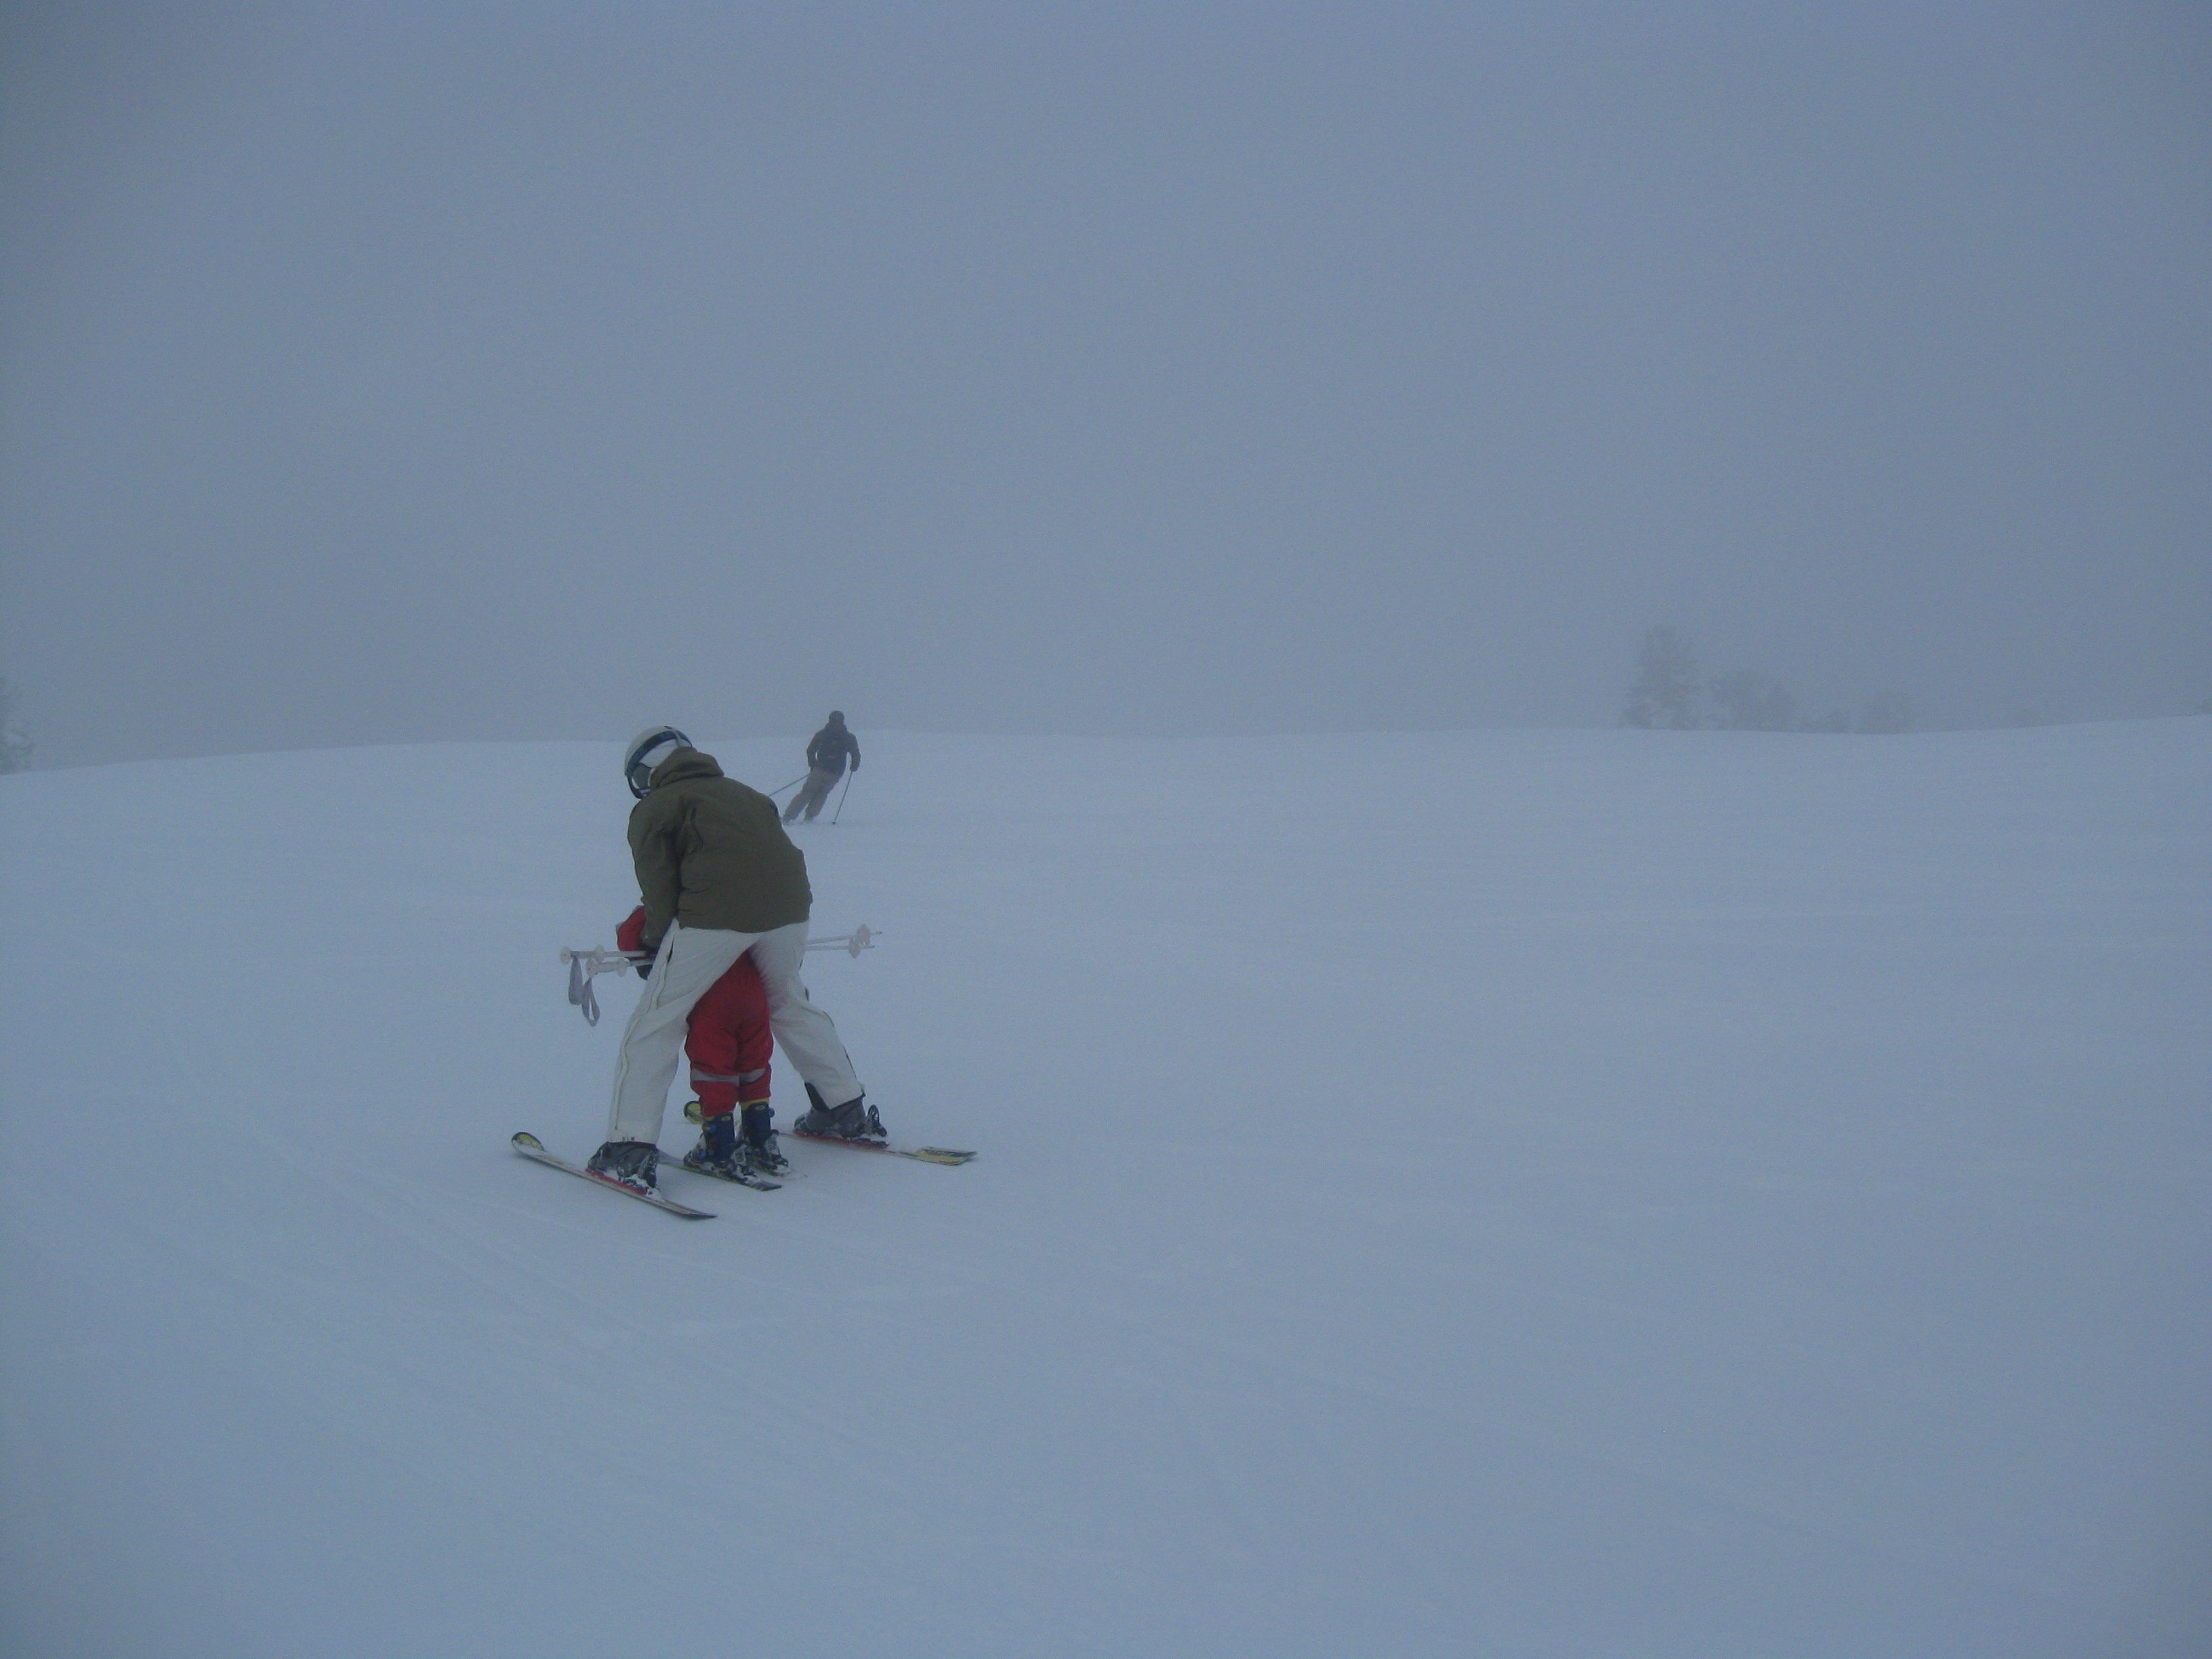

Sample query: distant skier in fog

[782,710,860,823]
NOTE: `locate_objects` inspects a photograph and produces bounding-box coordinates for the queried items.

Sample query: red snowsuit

[617,905,771,1118]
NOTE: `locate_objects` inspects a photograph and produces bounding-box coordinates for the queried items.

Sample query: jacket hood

[647,747,724,790]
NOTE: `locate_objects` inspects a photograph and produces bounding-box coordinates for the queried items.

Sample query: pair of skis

[512,1128,975,1220]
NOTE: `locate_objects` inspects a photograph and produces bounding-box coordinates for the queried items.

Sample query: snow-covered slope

[3,723,2207,1658]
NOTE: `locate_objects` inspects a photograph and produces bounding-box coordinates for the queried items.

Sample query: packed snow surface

[3,723,2208,1658]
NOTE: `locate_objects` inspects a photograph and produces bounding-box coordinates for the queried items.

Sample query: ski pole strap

[567,951,600,1025]
[560,946,640,1026]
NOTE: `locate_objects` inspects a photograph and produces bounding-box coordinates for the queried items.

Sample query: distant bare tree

[0,678,30,773]
[1708,669,1799,732]
[1623,627,1703,729]
[1854,690,1917,735]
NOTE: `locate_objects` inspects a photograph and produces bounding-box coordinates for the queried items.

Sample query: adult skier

[588,726,885,1193]
[781,710,860,823]
[614,904,787,1177]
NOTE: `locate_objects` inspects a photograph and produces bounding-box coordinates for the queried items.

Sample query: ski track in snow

[3,723,2209,1657]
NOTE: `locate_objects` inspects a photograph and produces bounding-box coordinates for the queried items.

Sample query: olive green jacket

[628,748,812,947]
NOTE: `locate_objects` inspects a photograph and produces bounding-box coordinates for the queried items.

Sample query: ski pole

[767,773,807,796]
[831,769,855,823]
[562,929,874,975]
[560,927,878,1025]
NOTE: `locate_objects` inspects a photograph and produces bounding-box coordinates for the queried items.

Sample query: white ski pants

[605,920,864,1147]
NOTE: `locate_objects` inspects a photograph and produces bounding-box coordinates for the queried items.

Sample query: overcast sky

[2,1,2206,766]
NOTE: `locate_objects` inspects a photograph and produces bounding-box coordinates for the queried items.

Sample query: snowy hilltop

[3,722,2208,1657]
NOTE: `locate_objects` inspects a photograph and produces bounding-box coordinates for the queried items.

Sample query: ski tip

[512,1131,544,1151]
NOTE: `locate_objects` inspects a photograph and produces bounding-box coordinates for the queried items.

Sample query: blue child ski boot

[739,1102,790,1175]
[681,1111,745,1180]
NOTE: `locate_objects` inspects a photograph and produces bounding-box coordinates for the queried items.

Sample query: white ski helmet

[623,725,691,798]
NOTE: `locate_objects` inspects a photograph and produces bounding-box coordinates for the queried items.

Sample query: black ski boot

[792,1083,886,1143]
[586,1139,659,1191]
[739,1103,790,1176]
[681,1111,744,1180]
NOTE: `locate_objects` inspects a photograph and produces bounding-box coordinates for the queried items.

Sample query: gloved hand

[616,904,654,977]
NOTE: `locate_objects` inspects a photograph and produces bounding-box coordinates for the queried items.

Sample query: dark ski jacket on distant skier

[628,747,812,949]
[806,719,860,777]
